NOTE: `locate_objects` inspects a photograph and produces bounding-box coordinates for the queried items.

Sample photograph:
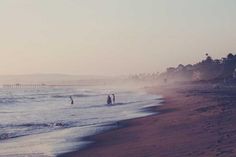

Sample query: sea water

[0,84,162,157]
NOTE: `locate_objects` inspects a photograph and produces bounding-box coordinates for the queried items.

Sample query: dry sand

[59,83,236,157]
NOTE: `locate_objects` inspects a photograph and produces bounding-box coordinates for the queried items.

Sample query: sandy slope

[60,84,236,157]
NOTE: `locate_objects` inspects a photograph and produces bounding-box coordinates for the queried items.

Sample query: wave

[16,122,72,128]
[51,94,104,98]
[0,98,17,104]
[0,122,73,141]
[0,96,41,104]
[51,94,99,98]
[0,93,96,105]
[0,120,108,141]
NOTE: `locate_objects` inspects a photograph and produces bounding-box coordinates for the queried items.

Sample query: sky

[0,0,236,76]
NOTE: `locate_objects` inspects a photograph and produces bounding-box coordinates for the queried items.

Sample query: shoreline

[58,97,163,157]
[59,83,236,157]
[58,112,162,157]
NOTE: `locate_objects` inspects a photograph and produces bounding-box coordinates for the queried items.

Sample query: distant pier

[2,84,48,88]
[1,83,84,88]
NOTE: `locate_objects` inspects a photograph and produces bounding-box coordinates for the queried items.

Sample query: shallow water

[0,85,162,157]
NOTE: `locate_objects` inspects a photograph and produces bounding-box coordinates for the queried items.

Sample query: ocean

[0,84,162,157]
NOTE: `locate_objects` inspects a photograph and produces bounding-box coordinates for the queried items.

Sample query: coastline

[59,83,236,157]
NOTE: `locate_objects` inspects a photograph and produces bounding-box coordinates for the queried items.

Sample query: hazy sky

[0,0,236,76]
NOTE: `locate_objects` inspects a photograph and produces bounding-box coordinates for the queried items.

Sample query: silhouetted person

[107,95,112,105]
[70,96,74,105]
[112,94,116,104]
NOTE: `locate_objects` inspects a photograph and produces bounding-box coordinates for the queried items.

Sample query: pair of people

[107,94,115,105]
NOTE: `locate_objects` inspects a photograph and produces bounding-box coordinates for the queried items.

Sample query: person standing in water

[112,94,116,104]
[70,96,74,105]
[107,95,112,105]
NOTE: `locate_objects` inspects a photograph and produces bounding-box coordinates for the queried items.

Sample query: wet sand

[59,83,236,157]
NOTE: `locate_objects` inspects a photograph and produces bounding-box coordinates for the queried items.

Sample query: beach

[1,1,236,157]
[60,83,236,157]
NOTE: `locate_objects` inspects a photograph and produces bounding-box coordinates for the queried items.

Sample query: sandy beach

[59,83,236,157]
[1,1,236,157]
